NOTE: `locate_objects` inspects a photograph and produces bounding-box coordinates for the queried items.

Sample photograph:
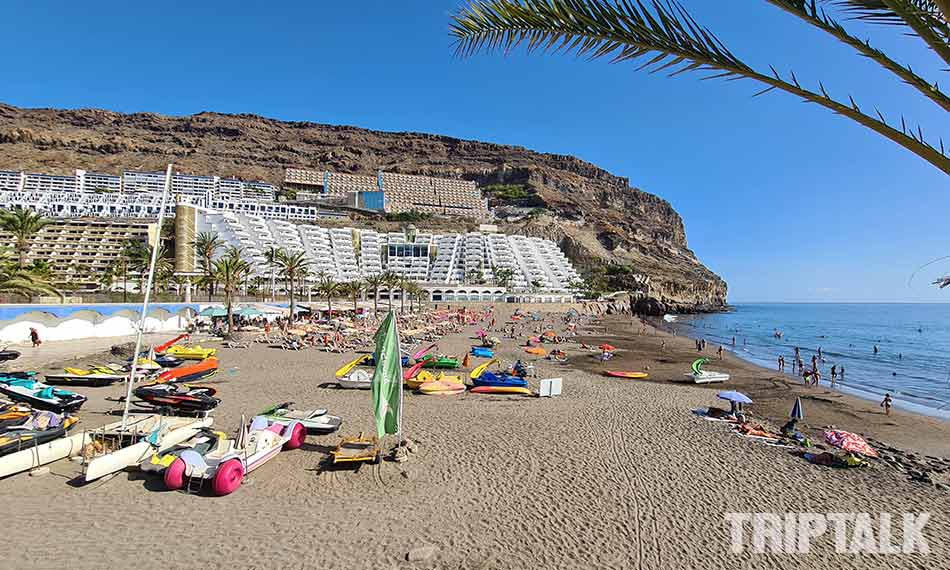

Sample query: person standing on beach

[701,339,707,352]
[839,365,845,382]
[830,365,837,386]
[817,346,823,359]
[28,327,40,348]
[811,354,818,372]
[717,345,724,360]
[731,336,736,346]
[881,393,893,415]
[794,346,801,362]
[778,355,785,372]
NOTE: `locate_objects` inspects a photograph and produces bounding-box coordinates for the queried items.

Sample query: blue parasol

[790,397,804,420]
[717,391,753,405]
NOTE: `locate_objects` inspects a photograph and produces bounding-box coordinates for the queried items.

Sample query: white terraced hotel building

[176,206,579,299]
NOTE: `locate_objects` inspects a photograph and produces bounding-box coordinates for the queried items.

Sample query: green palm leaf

[451,0,950,174]
[828,1,950,64]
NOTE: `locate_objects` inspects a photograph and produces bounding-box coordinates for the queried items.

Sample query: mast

[121,164,174,429]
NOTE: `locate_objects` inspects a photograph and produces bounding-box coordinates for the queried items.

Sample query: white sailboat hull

[0,431,89,479]
[83,415,213,482]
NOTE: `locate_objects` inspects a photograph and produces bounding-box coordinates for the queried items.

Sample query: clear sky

[2,0,947,302]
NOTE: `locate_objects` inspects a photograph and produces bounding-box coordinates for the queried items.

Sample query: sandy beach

[3,304,948,569]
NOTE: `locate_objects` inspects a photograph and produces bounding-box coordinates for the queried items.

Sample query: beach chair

[331,433,381,465]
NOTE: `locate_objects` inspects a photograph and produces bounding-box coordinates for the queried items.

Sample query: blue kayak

[471,347,494,358]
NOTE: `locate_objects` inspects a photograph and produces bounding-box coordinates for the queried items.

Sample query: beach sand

[2,305,948,569]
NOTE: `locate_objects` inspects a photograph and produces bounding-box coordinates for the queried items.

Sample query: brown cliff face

[0,103,726,313]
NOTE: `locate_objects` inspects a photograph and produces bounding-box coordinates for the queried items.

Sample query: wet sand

[2,304,948,569]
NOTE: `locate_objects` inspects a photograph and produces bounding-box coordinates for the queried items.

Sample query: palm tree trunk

[289,277,296,324]
[373,288,379,316]
[400,290,406,313]
[327,295,333,316]
[226,291,234,335]
[16,238,26,269]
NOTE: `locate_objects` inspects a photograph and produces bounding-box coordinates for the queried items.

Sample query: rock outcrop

[0,103,727,313]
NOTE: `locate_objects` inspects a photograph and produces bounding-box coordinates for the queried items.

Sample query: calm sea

[674,303,950,419]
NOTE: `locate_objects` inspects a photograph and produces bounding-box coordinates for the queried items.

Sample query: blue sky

[3,0,947,302]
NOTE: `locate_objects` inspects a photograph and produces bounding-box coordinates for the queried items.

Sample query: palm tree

[342,280,365,312]
[451,0,950,174]
[316,274,342,316]
[492,265,514,289]
[364,273,385,316]
[403,280,424,313]
[263,246,283,300]
[212,247,251,335]
[276,250,311,323]
[192,232,223,301]
[0,248,61,300]
[0,207,50,269]
[125,240,174,293]
[399,278,416,313]
[382,271,401,312]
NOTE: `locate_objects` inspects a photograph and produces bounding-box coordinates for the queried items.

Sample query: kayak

[470,359,498,380]
[473,371,528,389]
[470,385,532,395]
[420,355,460,369]
[411,343,438,360]
[471,347,494,358]
[156,357,218,384]
[604,371,649,379]
[418,376,465,395]
[0,377,87,413]
[335,354,371,378]
[403,360,426,381]
[164,345,217,360]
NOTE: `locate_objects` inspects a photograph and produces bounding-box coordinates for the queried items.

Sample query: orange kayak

[603,371,649,379]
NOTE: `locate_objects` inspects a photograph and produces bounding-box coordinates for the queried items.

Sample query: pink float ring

[164,458,187,491]
[212,459,244,496]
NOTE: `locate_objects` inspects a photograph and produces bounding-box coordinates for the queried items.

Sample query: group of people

[777,347,844,388]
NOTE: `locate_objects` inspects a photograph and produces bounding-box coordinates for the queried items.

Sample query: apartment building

[0,218,152,290]
[184,208,578,293]
[284,168,489,219]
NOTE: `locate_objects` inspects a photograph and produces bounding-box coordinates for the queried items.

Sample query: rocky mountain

[0,103,726,313]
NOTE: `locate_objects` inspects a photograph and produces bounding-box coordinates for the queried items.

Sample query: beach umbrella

[235,307,263,317]
[790,397,805,420]
[717,391,753,405]
[599,343,616,352]
[823,430,878,457]
[198,307,227,317]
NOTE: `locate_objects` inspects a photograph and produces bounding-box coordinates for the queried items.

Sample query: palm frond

[827,0,950,64]
[451,0,950,174]
[770,0,949,111]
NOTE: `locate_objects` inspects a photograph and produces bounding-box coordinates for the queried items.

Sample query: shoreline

[574,313,950,458]
[658,313,950,421]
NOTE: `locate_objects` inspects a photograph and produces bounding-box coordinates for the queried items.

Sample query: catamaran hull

[0,431,89,479]
[83,416,213,482]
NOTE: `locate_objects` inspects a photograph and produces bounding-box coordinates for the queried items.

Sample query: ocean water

[673,303,950,419]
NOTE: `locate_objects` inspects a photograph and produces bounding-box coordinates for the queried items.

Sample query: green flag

[371,311,402,439]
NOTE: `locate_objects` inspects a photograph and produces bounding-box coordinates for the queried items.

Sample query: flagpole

[121,163,173,429]
[396,311,404,446]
